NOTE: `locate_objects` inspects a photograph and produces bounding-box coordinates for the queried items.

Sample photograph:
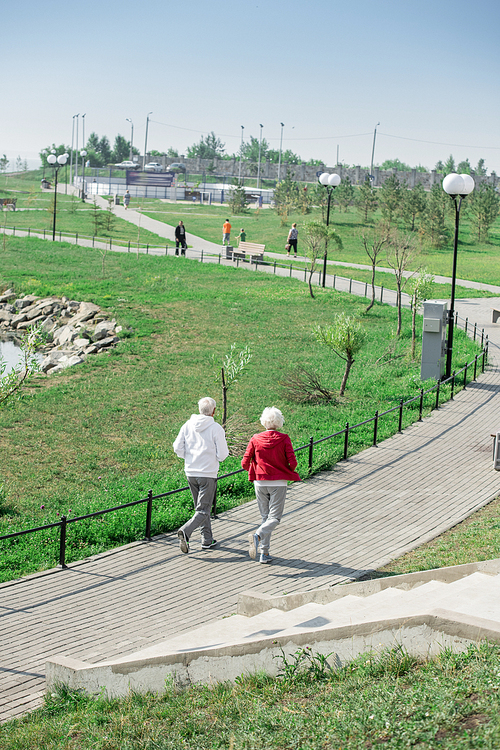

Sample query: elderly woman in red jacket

[241,406,300,564]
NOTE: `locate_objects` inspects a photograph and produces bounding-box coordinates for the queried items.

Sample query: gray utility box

[420,300,448,381]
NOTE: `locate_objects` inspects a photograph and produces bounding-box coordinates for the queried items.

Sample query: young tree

[378,174,403,226]
[0,155,9,176]
[380,158,412,171]
[408,270,434,360]
[313,313,366,396]
[310,183,331,222]
[467,183,500,242]
[402,183,427,231]
[228,181,248,214]
[457,158,471,174]
[212,344,252,427]
[334,176,355,212]
[240,136,269,163]
[475,158,487,176]
[420,184,447,247]
[0,325,44,409]
[112,135,130,164]
[444,154,456,175]
[355,176,378,222]
[273,174,300,226]
[386,229,419,336]
[302,220,342,299]
[361,222,389,312]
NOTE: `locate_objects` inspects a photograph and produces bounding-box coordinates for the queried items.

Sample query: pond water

[0,337,43,374]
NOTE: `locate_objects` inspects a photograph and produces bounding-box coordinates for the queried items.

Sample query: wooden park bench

[1,198,16,211]
[492,307,500,323]
[226,241,266,263]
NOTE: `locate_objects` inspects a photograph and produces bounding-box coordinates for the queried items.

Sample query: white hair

[260,406,284,430]
[198,397,216,415]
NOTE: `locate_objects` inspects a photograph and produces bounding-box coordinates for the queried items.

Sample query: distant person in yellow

[222,219,232,245]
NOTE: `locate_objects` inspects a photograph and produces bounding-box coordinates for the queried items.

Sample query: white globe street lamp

[442,172,475,377]
[47,152,69,240]
[317,172,341,287]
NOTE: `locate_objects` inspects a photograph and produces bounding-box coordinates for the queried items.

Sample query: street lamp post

[369,122,380,181]
[318,172,341,287]
[238,125,244,182]
[442,172,475,378]
[144,112,153,170]
[126,118,134,161]
[277,122,284,183]
[47,152,69,241]
[80,150,87,202]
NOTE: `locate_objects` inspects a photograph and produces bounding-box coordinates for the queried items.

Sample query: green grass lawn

[0,236,480,581]
[2,644,500,748]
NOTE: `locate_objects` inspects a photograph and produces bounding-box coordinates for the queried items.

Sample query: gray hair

[198,397,216,415]
[260,406,284,430]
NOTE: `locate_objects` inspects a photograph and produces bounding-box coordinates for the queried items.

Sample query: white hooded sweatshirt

[173,414,229,477]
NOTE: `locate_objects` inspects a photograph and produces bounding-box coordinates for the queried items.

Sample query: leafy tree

[0,325,44,409]
[167,147,179,157]
[266,148,301,165]
[310,183,331,222]
[228,181,248,215]
[112,135,130,163]
[381,158,412,172]
[313,313,366,396]
[39,144,69,163]
[240,136,269,163]
[334,176,355,212]
[273,174,300,226]
[0,155,9,175]
[475,158,487,176]
[378,174,403,226]
[355,177,378,222]
[435,160,445,173]
[420,184,447,247]
[302,220,342,299]
[361,222,389,312]
[212,344,252,427]
[444,154,456,175]
[408,270,434,360]
[187,132,225,159]
[457,158,471,174]
[402,183,427,231]
[386,229,419,336]
[467,183,500,242]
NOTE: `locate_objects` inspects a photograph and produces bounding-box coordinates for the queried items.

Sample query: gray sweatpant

[254,484,287,554]
[180,476,217,546]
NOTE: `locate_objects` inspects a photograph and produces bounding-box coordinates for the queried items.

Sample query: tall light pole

[370,122,380,181]
[277,122,284,183]
[47,152,69,240]
[80,150,87,202]
[75,114,79,180]
[70,113,78,185]
[81,113,86,151]
[143,112,153,170]
[318,172,341,287]
[257,123,263,189]
[126,118,134,161]
[238,125,244,182]
[442,172,475,378]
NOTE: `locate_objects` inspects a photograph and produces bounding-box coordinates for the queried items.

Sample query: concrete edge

[237,558,500,615]
[45,608,500,697]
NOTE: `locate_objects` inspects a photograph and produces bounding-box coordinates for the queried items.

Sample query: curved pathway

[1,216,500,722]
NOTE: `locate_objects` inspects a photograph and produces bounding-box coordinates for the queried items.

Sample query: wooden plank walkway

[1,290,500,720]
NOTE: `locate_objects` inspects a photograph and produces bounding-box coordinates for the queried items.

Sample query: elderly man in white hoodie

[173,397,229,554]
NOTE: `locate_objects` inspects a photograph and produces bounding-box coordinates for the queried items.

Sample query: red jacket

[241,430,301,482]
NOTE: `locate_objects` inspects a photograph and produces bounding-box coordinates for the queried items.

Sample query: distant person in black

[175,221,187,256]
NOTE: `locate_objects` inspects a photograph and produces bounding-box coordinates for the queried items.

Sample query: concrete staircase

[46,559,500,698]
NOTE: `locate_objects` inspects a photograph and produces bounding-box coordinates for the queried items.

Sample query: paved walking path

[2,207,500,722]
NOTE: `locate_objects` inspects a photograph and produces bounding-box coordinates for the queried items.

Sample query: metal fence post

[398,399,404,432]
[59,515,67,568]
[455,311,458,327]
[146,244,149,254]
[343,422,349,460]
[274,261,276,274]
[465,317,468,334]
[419,388,424,421]
[304,266,307,282]
[474,355,478,381]
[333,275,336,289]
[349,278,352,294]
[463,362,468,390]
[435,379,440,410]
[308,436,314,471]
[473,323,477,341]
[380,286,384,303]
[145,489,153,541]
[373,411,378,446]
[201,250,204,263]
[218,253,221,264]
[365,282,368,297]
[482,348,486,373]
[481,329,484,346]
[289,264,292,277]
[93,236,95,247]
[451,371,455,400]
[75,232,78,244]
[28,227,30,237]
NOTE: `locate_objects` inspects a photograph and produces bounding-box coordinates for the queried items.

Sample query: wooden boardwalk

[1,292,500,721]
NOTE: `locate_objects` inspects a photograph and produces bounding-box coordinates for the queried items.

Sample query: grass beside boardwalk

[0,236,481,581]
[2,644,500,748]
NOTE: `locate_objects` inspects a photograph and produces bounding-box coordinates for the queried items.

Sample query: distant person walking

[175,220,187,256]
[286,223,298,257]
[237,228,246,245]
[123,190,131,210]
[173,397,229,554]
[222,219,232,245]
[242,407,300,564]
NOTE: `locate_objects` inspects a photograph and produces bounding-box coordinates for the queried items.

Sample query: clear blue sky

[3,0,500,172]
